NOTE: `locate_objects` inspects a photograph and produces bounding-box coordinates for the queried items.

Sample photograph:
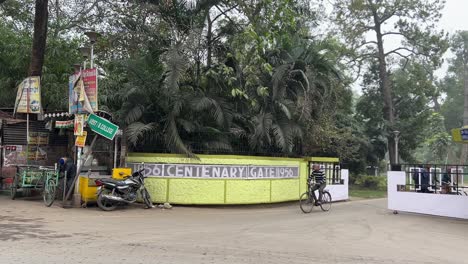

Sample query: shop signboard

[87,114,119,140]
[3,145,26,166]
[75,131,87,147]
[14,76,42,114]
[128,163,300,179]
[69,68,98,114]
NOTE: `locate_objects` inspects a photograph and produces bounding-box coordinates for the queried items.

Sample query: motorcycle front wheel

[97,188,118,211]
[142,188,154,209]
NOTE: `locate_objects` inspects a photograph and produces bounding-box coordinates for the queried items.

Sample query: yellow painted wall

[128,153,338,205]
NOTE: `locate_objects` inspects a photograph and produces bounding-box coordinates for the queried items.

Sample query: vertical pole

[394,136,399,164]
[64,135,98,202]
[63,171,67,203]
[26,113,29,165]
[90,44,94,69]
[113,135,118,169]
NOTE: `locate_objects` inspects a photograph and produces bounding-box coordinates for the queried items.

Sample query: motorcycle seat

[100,178,128,186]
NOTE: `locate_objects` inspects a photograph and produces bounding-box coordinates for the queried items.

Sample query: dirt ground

[0,195,467,264]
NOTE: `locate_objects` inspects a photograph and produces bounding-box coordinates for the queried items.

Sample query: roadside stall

[44,110,122,207]
[0,109,68,207]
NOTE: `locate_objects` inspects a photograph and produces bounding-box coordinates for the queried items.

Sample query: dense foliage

[1,0,467,172]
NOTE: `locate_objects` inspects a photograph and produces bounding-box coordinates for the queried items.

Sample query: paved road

[0,196,467,264]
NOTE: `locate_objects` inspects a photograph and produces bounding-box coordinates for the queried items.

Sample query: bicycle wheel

[320,191,332,212]
[142,188,154,209]
[43,178,56,207]
[300,192,314,213]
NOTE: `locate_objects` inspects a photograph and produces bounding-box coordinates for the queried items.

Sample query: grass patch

[349,185,387,199]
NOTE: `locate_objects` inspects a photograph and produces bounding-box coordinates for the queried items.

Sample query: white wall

[388,171,468,219]
[324,169,349,202]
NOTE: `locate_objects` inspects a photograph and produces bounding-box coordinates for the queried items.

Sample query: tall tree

[332,0,448,164]
[29,0,49,76]
[356,61,435,164]
[442,31,468,163]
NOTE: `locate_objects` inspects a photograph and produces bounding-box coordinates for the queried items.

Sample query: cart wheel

[10,174,18,200]
[43,178,56,207]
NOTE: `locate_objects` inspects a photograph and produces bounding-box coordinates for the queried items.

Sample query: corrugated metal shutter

[2,121,68,146]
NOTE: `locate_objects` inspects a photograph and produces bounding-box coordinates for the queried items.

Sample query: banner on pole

[69,68,98,114]
[14,76,42,114]
[74,114,85,136]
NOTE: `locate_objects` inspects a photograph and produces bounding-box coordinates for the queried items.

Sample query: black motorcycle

[95,168,154,211]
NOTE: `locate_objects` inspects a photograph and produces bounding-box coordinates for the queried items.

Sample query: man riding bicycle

[309,164,326,206]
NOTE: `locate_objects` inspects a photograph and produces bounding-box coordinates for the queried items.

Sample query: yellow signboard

[14,76,42,114]
[75,131,88,147]
[451,127,468,143]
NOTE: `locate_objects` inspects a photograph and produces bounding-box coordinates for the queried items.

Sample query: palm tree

[229,39,341,155]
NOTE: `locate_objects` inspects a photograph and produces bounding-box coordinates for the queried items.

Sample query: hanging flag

[14,77,42,114]
[55,120,74,129]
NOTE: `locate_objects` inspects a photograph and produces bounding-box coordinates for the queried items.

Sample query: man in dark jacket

[412,166,422,191]
[420,165,431,193]
[59,157,76,192]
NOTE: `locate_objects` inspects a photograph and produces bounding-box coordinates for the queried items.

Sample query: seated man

[309,164,326,205]
[441,167,452,194]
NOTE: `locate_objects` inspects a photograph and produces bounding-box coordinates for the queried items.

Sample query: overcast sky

[440,0,468,33]
[430,0,468,79]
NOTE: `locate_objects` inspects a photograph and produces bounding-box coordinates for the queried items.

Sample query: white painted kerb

[388,171,468,219]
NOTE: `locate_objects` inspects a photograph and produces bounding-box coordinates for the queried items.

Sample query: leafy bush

[349,174,362,185]
[351,175,387,190]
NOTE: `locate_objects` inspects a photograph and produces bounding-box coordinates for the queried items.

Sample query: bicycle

[11,165,59,207]
[300,186,332,213]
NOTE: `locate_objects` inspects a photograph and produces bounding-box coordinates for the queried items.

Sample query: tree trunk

[460,41,468,164]
[206,11,213,68]
[29,0,49,77]
[374,19,396,164]
[432,95,441,112]
[53,0,60,37]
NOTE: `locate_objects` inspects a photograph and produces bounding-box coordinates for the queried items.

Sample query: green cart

[11,165,60,207]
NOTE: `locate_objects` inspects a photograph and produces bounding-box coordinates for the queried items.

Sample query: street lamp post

[69,32,99,207]
[78,47,90,69]
[393,130,401,164]
[72,63,81,73]
[85,31,99,68]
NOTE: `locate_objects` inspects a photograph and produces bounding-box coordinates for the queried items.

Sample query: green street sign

[87,114,119,140]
